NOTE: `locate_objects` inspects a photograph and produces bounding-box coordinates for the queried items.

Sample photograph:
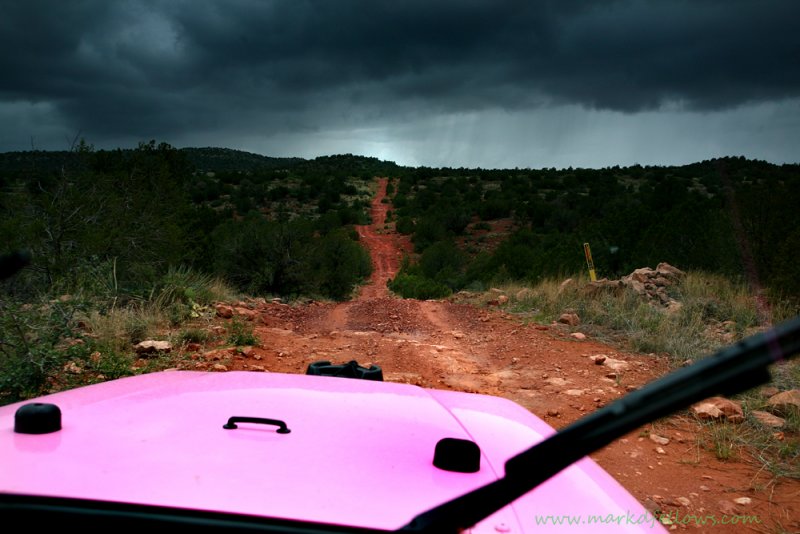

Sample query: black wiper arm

[400,315,800,533]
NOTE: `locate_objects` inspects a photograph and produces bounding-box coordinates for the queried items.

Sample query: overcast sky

[1,0,798,168]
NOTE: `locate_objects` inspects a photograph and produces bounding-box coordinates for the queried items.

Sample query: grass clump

[497,271,779,365]
[227,319,257,347]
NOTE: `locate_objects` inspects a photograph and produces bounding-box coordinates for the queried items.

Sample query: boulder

[134,340,173,355]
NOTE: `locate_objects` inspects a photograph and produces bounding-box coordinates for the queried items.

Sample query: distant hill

[0,146,403,174]
[180,147,304,171]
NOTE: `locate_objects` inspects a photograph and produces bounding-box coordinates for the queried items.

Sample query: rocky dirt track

[203,178,798,533]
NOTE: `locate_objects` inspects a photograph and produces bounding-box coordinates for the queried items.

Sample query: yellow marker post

[584,243,597,282]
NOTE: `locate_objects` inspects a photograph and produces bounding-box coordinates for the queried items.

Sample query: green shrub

[227,319,258,347]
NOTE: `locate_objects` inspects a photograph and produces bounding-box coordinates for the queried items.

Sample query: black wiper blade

[400,315,800,533]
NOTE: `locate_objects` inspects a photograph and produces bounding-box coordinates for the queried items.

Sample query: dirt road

[210,178,798,533]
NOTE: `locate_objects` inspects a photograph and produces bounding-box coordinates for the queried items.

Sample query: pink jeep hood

[0,371,663,532]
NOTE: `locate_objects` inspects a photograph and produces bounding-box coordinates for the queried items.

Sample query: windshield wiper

[401,315,800,533]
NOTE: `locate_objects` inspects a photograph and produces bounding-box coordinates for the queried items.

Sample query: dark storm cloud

[1,0,798,154]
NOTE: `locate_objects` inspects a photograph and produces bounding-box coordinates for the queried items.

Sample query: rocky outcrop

[620,262,685,309]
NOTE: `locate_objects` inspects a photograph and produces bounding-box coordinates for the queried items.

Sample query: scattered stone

[451,331,465,339]
[497,295,509,305]
[239,346,255,357]
[590,354,607,365]
[676,497,691,507]
[563,389,585,396]
[558,313,580,326]
[692,397,744,423]
[215,304,234,318]
[700,485,710,492]
[649,433,670,445]
[655,447,666,455]
[134,340,173,355]
[751,410,785,429]
[546,409,560,417]
[212,364,228,372]
[63,361,82,374]
[766,389,800,415]
[250,365,266,372]
[570,332,586,340]
[733,497,752,506]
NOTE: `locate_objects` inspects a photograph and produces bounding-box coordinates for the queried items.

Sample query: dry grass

[476,271,800,481]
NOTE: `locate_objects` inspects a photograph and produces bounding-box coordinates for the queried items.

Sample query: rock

[515,288,534,301]
[546,409,560,417]
[751,410,785,429]
[692,397,744,423]
[570,332,586,340]
[250,365,266,372]
[134,340,173,355]
[760,386,780,398]
[676,497,691,507]
[718,500,738,515]
[590,354,607,365]
[603,358,630,372]
[497,295,509,305]
[656,262,686,279]
[215,304,234,319]
[451,331,465,339]
[212,364,228,372]
[655,447,666,455]
[665,300,683,314]
[545,377,569,387]
[733,497,752,506]
[582,279,624,297]
[234,307,258,321]
[700,485,710,492]
[766,389,800,415]
[563,389,585,396]
[649,433,670,445]
[239,346,255,357]
[185,342,201,352]
[558,278,575,294]
[558,313,580,326]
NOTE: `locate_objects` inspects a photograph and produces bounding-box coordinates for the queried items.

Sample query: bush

[396,216,415,235]
[388,273,451,300]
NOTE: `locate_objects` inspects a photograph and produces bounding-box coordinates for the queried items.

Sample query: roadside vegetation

[0,142,381,405]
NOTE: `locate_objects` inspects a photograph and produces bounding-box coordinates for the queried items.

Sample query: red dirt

[195,178,798,533]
